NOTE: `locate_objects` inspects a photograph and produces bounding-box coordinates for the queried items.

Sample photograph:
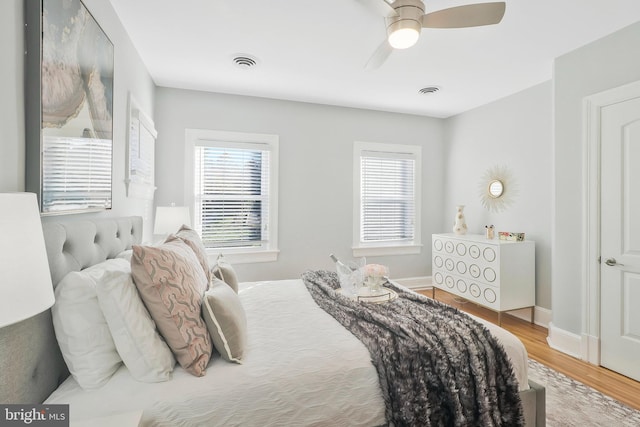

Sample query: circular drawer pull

[434,256,443,268]
[483,267,497,282]
[469,245,480,259]
[469,283,481,298]
[445,241,454,253]
[434,239,443,251]
[445,276,455,288]
[456,279,468,293]
[434,272,443,284]
[484,288,497,303]
[456,261,467,275]
[469,264,481,278]
[483,247,496,262]
[456,243,467,256]
[445,259,455,271]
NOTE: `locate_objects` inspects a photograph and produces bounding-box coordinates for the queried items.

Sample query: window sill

[352,244,422,257]
[206,249,279,265]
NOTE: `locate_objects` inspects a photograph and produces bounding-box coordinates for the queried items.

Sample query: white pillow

[94,259,176,382]
[52,260,124,389]
[115,249,133,262]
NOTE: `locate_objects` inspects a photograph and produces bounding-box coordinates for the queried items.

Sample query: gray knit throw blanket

[301,270,524,427]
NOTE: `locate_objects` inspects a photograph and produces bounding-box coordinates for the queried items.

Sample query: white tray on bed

[338,286,398,303]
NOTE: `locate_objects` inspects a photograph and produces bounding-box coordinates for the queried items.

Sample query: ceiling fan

[358,0,506,69]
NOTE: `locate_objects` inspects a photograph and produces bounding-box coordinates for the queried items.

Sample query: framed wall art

[125,93,157,200]
[26,0,114,214]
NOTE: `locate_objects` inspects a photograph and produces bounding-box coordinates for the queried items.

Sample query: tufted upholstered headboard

[0,216,142,404]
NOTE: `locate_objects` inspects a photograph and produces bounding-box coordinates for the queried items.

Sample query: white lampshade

[0,193,55,328]
[154,205,191,235]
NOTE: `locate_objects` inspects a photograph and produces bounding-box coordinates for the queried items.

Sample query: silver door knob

[604,258,624,266]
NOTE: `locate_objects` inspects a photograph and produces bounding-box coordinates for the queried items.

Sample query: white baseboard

[581,333,600,364]
[508,306,552,329]
[547,322,582,359]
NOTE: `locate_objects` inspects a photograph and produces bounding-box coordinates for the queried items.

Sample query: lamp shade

[0,193,55,328]
[154,205,191,235]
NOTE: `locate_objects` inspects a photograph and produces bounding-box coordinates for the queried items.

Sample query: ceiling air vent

[232,55,258,69]
[419,86,441,95]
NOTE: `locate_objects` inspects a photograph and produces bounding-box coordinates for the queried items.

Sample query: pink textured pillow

[131,239,211,376]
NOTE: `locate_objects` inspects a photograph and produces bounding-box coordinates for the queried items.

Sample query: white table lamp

[154,204,191,236]
[0,193,55,328]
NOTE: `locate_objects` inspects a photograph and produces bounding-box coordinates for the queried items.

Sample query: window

[186,129,279,263]
[42,135,112,213]
[353,141,422,257]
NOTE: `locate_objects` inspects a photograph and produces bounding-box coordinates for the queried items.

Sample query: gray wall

[0,0,156,241]
[553,22,640,333]
[444,82,553,309]
[0,0,25,192]
[154,87,445,282]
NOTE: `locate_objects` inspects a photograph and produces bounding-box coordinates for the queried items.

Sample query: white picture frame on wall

[125,93,157,200]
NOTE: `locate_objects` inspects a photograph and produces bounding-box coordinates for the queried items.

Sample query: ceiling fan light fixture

[387,18,421,49]
[388,27,420,49]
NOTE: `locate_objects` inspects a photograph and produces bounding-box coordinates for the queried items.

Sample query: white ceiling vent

[232,55,258,69]
[419,86,441,95]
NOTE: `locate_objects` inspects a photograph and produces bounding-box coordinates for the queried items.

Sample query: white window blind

[194,143,271,249]
[42,135,112,213]
[360,150,416,243]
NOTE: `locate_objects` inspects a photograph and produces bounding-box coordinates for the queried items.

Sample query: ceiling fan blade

[365,39,393,70]
[355,0,398,18]
[422,2,506,29]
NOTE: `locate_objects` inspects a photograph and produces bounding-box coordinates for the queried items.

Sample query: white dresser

[431,233,535,324]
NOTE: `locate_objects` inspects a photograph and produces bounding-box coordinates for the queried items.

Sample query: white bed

[0,216,543,427]
[46,278,529,426]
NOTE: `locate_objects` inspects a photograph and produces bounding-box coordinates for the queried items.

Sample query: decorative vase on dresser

[452,205,468,235]
[431,233,535,325]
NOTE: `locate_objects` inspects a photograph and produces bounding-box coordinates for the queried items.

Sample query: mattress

[46,279,529,426]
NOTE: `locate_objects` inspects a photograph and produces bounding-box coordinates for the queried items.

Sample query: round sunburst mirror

[488,180,504,198]
[479,165,516,213]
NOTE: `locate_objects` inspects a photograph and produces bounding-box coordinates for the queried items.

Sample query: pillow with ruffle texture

[131,239,211,376]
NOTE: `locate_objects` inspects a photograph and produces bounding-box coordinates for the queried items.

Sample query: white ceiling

[108,0,640,118]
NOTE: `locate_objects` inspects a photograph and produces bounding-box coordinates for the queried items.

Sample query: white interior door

[600,94,640,381]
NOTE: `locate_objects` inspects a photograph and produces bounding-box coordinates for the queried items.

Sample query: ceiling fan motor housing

[386,0,425,40]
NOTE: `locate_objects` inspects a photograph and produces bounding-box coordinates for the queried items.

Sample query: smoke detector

[232,55,259,69]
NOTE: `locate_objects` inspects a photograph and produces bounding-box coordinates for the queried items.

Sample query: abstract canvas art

[26,0,114,214]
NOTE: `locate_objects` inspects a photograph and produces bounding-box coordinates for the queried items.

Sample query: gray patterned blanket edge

[301,270,524,427]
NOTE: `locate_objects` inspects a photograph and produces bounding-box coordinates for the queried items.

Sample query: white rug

[527,359,640,427]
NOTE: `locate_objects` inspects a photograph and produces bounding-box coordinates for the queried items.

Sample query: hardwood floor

[417,288,640,411]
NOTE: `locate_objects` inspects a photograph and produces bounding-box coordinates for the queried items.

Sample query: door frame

[582,79,640,364]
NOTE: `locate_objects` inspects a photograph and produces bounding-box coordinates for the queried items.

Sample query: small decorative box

[498,231,525,241]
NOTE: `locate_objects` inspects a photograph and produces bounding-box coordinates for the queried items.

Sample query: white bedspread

[46,279,528,426]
